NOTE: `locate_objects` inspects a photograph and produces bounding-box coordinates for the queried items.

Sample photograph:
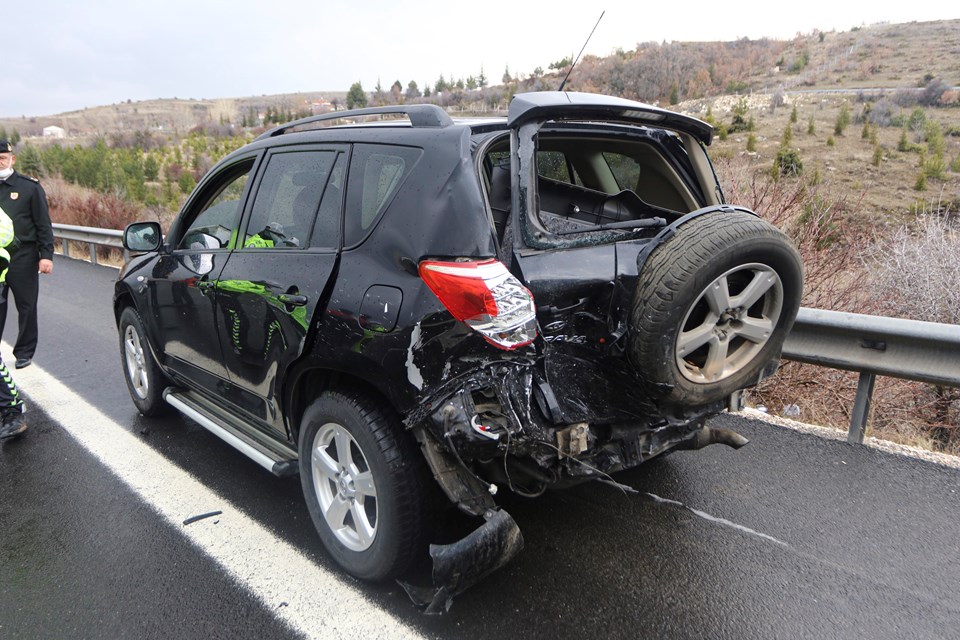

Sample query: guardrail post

[89,243,98,265]
[63,241,70,258]
[848,372,876,444]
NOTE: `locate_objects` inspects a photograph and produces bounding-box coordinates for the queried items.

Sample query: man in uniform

[0,140,54,369]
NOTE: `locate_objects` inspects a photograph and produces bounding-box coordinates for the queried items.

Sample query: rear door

[213,145,346,437]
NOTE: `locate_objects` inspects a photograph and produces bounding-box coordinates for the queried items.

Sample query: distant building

[310,97,333,114]
[43,125,66,138]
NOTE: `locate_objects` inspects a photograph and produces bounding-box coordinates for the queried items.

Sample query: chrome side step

[163,389,298,477]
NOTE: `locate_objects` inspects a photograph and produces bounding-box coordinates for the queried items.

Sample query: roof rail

[255,104,453,140]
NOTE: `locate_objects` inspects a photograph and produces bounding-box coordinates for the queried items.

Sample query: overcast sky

[3,2,956,118]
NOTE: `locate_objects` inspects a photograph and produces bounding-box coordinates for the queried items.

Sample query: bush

[45,178,141,230]
[13,143,42,176]
[923,154,947,181]
[746,133,757,152]
[729,97,751,133]
[726,80,748,94]
[924,120,946,156]
[867,99,897,127]
[834,103,851,135]
[770,91,785,113]
[866,210,960,324]
[862,209,960,451]
[773,147,803,177]
[919,77,949,106]
[908,107,927,140]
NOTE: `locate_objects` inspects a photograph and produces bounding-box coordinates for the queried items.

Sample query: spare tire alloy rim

[123,324,149,400]
[311,422,378,552]
[676,263,784,383]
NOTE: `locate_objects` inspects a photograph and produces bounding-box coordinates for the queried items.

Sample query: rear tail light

[419,259,538,350]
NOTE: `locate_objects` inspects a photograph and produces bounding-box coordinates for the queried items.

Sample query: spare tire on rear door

[629,209,803,407]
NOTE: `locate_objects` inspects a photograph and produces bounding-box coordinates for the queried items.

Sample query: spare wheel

[629,210,803,406]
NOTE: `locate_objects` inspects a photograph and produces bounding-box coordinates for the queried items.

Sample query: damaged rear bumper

[399,356,746,611]
[407,357,732,496]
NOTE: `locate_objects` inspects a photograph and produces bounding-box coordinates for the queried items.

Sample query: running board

[163,389,298,477]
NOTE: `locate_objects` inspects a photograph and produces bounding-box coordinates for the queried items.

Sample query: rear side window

[243,150,336,249]
[344,144,422,247]
[537,150,582,186]
[602,152,642,192]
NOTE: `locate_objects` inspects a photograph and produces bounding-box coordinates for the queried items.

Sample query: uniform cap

[0,140,12,154]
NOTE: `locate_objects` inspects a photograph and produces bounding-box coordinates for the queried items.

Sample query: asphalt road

[2,256,959,639]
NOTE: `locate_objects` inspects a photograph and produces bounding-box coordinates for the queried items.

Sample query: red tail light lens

[419,259,538,350]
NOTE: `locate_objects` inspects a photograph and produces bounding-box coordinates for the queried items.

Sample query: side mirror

[123,221,162,252]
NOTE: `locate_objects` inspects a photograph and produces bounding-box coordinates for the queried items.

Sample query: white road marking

[646,492,789,547]
[7,347,424,640]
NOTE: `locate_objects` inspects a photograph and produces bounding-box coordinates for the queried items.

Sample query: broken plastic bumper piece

[399,508,524,615]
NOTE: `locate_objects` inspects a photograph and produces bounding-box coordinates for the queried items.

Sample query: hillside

[3,18,957,227]
[2,19,957,139]
[0,91,347,139]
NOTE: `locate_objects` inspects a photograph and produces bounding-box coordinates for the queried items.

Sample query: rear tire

[118,306,171,416]
[298,387,431,581]
[629,211,803,406]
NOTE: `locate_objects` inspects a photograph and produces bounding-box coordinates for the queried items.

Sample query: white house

[43,125,66,138]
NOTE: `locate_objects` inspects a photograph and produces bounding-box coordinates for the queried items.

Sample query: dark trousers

[0,242,40,360]
[0,357,22,413]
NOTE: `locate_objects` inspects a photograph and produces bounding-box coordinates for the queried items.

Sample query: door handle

[277,293,308,307]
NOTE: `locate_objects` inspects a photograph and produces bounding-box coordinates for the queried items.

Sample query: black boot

[0,409,26,441]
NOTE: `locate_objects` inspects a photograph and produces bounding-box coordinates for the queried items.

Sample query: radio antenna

[558,11,605,92]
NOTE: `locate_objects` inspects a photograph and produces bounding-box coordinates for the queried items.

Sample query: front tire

[118,306,171,416]
[629,210,803,406]
[298,387,431,581]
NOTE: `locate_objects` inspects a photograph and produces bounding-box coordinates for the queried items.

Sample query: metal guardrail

[50,223,960,446]
[52,223,127,264]
[782,308,960,444]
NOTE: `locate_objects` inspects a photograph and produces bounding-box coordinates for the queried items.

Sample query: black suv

[117,91,802,607]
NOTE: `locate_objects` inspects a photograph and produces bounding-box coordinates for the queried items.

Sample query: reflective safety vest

[0,205,14,282]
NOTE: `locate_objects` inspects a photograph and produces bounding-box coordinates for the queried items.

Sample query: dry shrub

[864,205,960,325]
[716,156,871,310]
[858,203,960,451]
[45,176,147,264]
[45,176,143,230]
